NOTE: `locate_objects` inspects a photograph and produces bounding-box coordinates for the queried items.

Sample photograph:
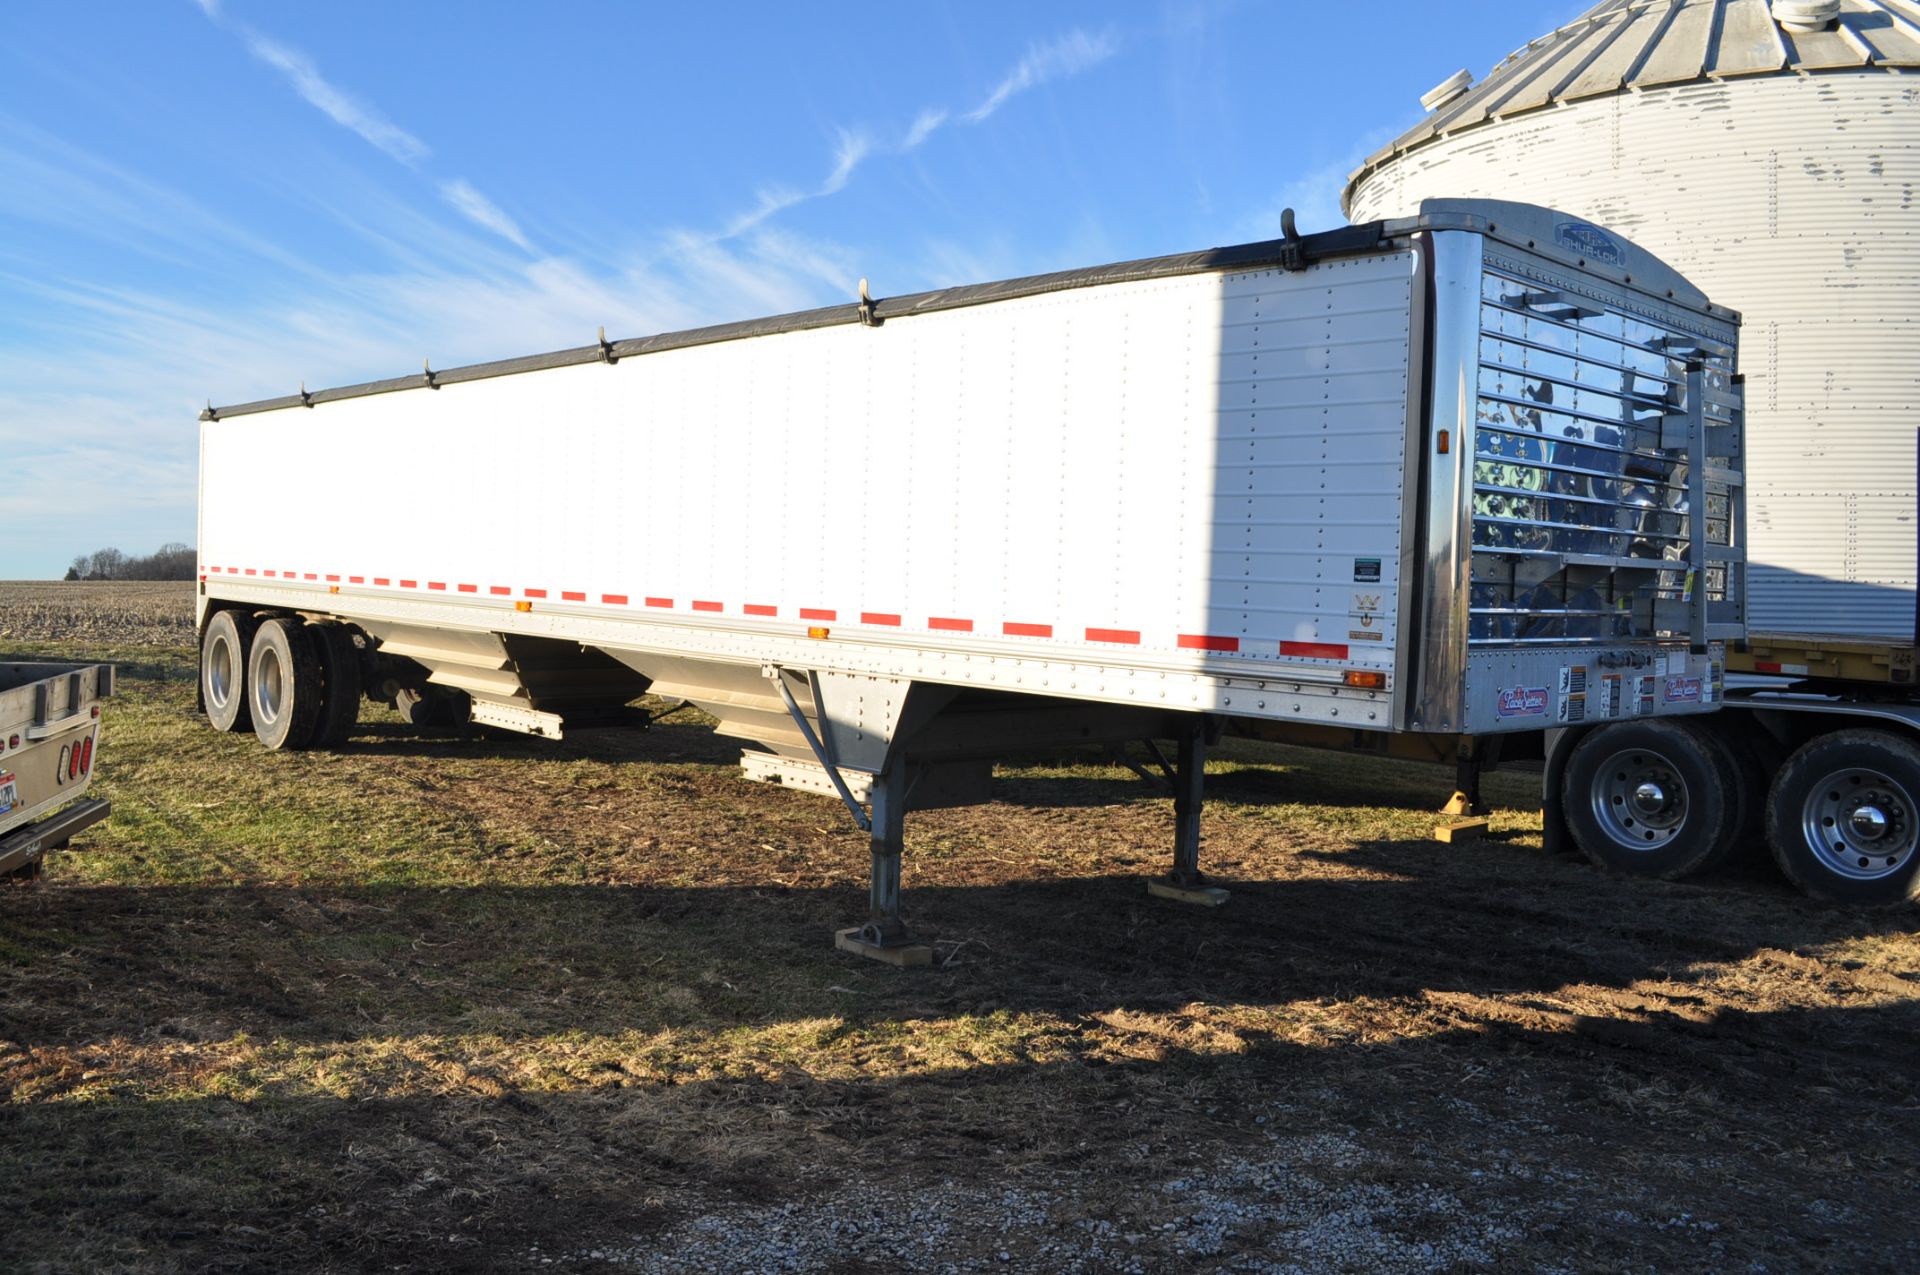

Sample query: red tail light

[67,745,79,781]
[80,736,94,775]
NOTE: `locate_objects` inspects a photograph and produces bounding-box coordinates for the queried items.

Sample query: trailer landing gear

[1147,717,1230,907]
[834,760,934,966]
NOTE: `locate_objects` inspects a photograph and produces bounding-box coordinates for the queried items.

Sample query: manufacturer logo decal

[1554,220,1623,265]
[1662,675,1702,704]
[1353,558,1381,583]
[1496,686,1549,718]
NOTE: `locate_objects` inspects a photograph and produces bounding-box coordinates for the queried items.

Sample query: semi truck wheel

[307,623,362,749]
[1766,729,1920,907]
[247,618,324,751]
[202,609,257,732]
[1561,720,1737,879]
[1693,715,1771,860]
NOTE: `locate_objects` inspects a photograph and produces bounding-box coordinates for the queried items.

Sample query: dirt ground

[2,582,1917,1273]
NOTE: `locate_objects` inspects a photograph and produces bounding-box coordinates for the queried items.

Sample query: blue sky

[0,0,1590,578]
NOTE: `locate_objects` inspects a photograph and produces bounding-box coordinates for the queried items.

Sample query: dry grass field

[3,581,1918,1272]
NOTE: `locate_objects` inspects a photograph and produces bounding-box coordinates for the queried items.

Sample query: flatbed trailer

[196,198,1750,957]
[0,662,113,880]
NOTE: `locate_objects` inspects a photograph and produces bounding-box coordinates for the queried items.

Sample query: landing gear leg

[1148,716,1229,906]
[835,760,934,966]
[1442,735,1502,816]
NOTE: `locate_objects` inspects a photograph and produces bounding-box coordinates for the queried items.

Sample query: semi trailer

[0,662,112,881]
[195,198,1747,960]
[1345,0,1920,906]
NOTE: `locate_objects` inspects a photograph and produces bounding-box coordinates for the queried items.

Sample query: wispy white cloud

[961,28,1119,125]
[239,32,430,167]
[719,128,873,239]
[439,179,533,252]
[902,107,948,150]
[713,28,1117,239]
[822,129,872,194]
[0,114,324,280]
[196,6,539,253]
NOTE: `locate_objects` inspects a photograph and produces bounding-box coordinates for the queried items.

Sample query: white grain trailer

[196,199,1744,960]
[1,662,113,880]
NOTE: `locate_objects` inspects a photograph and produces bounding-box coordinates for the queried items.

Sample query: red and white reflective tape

[200,566,1368,667]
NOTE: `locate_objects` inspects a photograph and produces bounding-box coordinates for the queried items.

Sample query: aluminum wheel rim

[256,646,284,724]
[1590,748,1688,851]
[208,636,235,710]
[1800,767,1919,882]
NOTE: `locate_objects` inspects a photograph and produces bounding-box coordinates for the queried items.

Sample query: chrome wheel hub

[1592,749,1688,850]
[1802,769,1918,881]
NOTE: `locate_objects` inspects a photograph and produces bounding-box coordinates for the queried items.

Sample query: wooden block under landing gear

[1146,880,1231,907]
[1433,818,1490,843]
[834,928,934,967]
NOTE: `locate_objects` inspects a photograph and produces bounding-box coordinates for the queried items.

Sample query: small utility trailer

[0,662,113,880]
[195,198,1746,959]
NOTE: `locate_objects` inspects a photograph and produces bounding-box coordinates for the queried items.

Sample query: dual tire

[1562,720,1741,882]
[1564,719,1920,906]
[200,611,363,751]
[1765,730,1920,907]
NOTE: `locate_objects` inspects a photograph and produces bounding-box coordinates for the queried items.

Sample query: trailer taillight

[80,736,94,775]
[67,744,79,781]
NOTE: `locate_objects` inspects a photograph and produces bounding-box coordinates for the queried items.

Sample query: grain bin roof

[1344,0,1920,213]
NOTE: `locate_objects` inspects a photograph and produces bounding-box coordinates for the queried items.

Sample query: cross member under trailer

[194,198,1747,957]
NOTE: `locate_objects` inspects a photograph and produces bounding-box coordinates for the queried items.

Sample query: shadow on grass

[2,858,1904,1051]
[3,926,1915,1274]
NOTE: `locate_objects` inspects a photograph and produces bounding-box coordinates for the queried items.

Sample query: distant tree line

[64,543,198,581]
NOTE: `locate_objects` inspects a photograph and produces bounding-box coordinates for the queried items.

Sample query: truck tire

[1693,715,1770,860]
[308,623,362,749]
[1561,720,1737,879]
[202,609,257,733]
[1766,729,1920,907]
[247,618,324,751]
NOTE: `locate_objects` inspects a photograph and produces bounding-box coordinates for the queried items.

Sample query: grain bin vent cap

[1420,69,1473,110]
[1343,0,1920,216]
[1772,0,1841,31]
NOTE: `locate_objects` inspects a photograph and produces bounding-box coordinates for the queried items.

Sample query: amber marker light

[515,600,533,612]
[807,626,831,640]
[1436,429,1450,454]
[1343,670,1386,690]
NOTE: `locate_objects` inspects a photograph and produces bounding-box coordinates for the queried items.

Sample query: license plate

[0,771,16,816]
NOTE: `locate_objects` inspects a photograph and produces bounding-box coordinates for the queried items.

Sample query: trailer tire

[1766,729,1920,907]
[308,623,362,749]
[1561,720,1737,879]
[201,609,257,733]
[1693,715,1769,860]
[247,618,324,751]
